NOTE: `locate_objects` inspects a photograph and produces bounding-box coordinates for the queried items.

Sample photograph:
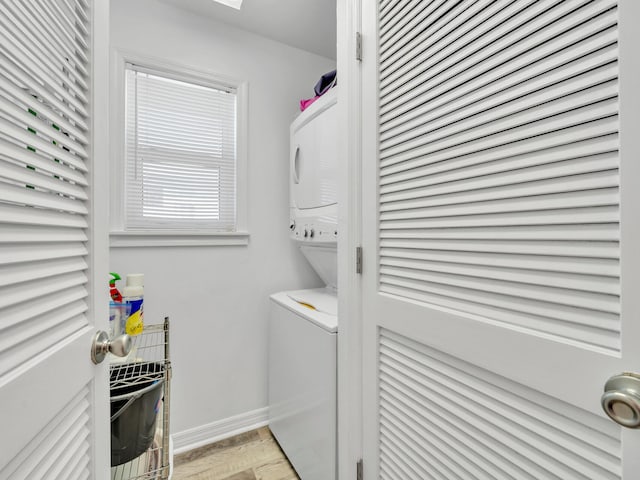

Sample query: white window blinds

[124,64,237,231]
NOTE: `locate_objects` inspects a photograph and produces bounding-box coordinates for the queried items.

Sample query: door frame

[618,2,640,477]
[90,0,111,476]
[336,0,364,479]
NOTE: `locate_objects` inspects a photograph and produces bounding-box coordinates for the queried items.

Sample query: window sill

[109,231,250,248]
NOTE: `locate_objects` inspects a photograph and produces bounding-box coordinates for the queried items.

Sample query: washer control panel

[290,219,337,243]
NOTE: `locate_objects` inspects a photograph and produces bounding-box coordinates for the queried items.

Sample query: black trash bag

[110,362,165,466]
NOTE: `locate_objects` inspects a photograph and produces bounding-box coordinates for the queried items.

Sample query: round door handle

[91,331,132,364]
[601,373,640,428]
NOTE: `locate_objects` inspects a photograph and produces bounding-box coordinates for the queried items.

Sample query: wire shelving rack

[110,318,172,480]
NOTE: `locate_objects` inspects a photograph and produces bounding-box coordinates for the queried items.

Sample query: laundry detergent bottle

[122,273,144,336]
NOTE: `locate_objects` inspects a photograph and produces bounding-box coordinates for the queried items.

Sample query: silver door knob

[601,373,640,428]
[91,331,132,364]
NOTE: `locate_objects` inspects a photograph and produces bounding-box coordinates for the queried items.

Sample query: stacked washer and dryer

[268,87,338,480]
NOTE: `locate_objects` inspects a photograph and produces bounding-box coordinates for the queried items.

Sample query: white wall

[109,0,335,439]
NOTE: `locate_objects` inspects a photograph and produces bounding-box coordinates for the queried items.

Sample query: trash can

[110,362,165,466]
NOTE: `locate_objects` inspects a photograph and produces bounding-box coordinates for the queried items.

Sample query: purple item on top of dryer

[314,69,337,96]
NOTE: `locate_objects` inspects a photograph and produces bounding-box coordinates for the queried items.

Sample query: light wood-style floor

[172,427,300,480]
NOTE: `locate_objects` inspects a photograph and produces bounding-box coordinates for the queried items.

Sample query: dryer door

[291,102,338,209]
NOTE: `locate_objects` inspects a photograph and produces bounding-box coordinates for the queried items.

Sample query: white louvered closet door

[0,0,109,479]
[362,1,640,478]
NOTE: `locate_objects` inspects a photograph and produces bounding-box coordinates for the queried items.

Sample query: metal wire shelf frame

[110,317,172,480]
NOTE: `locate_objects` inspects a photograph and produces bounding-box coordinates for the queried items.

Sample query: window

[113,61,247,245]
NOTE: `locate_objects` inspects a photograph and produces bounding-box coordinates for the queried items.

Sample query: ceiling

[158,0,337,59]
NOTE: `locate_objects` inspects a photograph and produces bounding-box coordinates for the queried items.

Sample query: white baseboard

[171,407,269,455]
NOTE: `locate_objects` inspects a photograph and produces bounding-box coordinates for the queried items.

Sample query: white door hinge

[356,246,363,274]
[356,32,362,61]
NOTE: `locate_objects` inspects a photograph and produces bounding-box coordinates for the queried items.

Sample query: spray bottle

[122,273,144,336]
[109,272,123,302]
[108,273,128,338]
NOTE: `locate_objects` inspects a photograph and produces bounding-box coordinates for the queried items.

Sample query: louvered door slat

[382,47,617,146]
[59,0,90,37]
[380,387,543,480]
[381,149,617,197]
[0,203,87,228]
[380,223,618,241]
[382,408,486,479]
[69,468,90,480]
[57,448,90,480]
[378,0,401,20]
[0,162,87,199]
[380,0,509,91]
[0,74,89,143]
[0,183,87,214]
[46,432,90,480]
[381,0,556,96]
[382,63,616,156]
[0,30,88,116]
[3,288,87,333]
[381,257,617,295]
[381,172,618,214]
[380,0,532,70]
[49,0,89,47]
[380,237,617,260]
[0,55,88,131]
[382,99,617,168]
[10,2,87,75]
[378,266,618,313]
[381,120,616,182]
[382,283,619,350]
[29,415,89,479]
[0,117,87,171]
[380,0,449,48]
[380,347,619,467]
[27,0,89,58]
[382,207,617,232]
[382,29,617,143]
[380,188,618,223]
[382,420,464,480]
[3,389,91,480]
[75,0,90,19]
[0,95,88,157]
[378,0,620,352]
[1,271,88,310]
[0,225,88,244]
[0,139,88,184]
[379,332,622,479]
[382,121,616,182]
[382,75,617,162]
[0,2,89,79]
[0,243,87,265]
[0,258,87,292]
[1,309,87,376]
[381,387,534,480]
[381,1,615,117]
[0,6,88,92]
[379,0,426,33]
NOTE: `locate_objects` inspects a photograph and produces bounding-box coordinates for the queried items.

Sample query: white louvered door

[362,1,640,478]
[0,0,109,479]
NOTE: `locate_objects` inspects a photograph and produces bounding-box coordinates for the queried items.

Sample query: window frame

[110,50,249,247]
